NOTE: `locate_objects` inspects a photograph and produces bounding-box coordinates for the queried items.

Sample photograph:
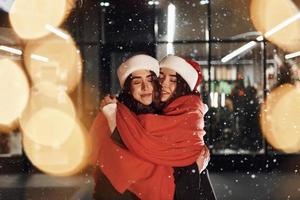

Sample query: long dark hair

[160,73,200,109]
[117,71,161,114]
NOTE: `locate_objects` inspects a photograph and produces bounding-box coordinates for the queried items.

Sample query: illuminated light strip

[167,3,175,43]
[256,35,264,41]
[0,45,22,55]
[221,92,225,107]
[210,92,219,108]
[257,12,300,41]
[200,0,209,5]
[222,12,300,63]
[167,42,174,54]
[264,12,300,38]
[100,2,110,7]
[45,24,69,40]
[213,92,218,108]
[221,41,257,63]
[167,3,176,54]
[31,54,49,63]
[148,1,154,5]
[285,51,300,59]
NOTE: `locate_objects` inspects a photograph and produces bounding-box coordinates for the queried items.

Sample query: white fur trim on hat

[117,54,160,88]
[159,55,198,91]
[102,103,117,133]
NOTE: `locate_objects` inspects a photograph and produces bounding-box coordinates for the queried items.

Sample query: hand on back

[196,145,210,173]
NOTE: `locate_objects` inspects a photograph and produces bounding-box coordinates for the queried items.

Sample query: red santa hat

[117,54,160,88]
[159,55,202,91]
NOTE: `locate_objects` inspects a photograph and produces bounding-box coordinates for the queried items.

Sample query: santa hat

[117,54,160,88]
[159,55,202,91]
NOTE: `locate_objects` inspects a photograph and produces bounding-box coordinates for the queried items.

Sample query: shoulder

[179,95,203,108]
[181,95,206,115]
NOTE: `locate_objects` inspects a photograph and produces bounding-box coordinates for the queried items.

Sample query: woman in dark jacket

[159,55,216,200]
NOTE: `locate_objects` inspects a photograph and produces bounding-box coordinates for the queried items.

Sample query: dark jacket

[174,165,217,200]
[93,166,139,200]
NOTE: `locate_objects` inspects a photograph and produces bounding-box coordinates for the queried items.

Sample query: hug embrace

[90,54,217,200]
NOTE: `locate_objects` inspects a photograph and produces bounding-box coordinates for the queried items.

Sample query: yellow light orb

[0,59,29,133]
[9,0,72,39]
[20,82,76,146]
[260,84,300,153]
[24,31,82,93]
[23,119,88,176]
[250,0,300,52]
[65,0,76,17]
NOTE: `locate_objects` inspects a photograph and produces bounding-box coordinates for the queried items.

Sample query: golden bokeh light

[69,81,102,130]
[24,31,82,93]
[65,0,76,17]
[260,84,300,153]
[9,0,73,39]
[19,82,76,146]
[23,119,89,176]
[0,58,29,133]
[250,0,300,52]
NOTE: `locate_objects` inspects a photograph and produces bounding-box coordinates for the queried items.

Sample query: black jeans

[93,167,139,200]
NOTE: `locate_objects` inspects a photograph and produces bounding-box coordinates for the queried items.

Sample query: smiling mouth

[141,94,152,97]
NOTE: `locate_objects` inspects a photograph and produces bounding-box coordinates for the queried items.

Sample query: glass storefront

[1,0,300,168]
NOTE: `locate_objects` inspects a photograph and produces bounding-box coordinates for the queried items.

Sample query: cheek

[170,83,176,93]
[148,85,154,92]
[130,86,141,99]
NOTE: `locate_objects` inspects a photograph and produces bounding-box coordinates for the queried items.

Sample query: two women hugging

[90,54,213,200]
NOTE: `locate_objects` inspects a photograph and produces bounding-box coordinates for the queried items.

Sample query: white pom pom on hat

[117,54,160,88]
[159,55,202,91]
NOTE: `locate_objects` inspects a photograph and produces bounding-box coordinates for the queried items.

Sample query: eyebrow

[131,74,152,79]
[159,72,177,77]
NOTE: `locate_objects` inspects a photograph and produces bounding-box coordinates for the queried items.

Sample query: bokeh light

[0,58,29,133]
[23,119,89,176]
[260,84,300,153]
[250,0,300,52]
[24,31,82,93]
[69,81,102,130]
[19,82,76,146]
[9,0,74,39]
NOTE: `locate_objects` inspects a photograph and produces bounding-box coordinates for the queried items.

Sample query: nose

[141,81,150,90]
[161,78,168,88]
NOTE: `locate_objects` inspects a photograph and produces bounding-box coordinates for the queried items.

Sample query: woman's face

[159,68,177,102]
[130,70,154,105]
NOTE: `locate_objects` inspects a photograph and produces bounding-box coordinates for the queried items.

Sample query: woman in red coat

[90,54,161,199]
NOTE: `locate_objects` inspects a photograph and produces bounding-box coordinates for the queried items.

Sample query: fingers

[104,95,117,102]
[202,145,210,157]
[196,146,210,172]
[100,94,117,110]
[200,145,208,155]
[196,152,210,173]
[200,145,209,156]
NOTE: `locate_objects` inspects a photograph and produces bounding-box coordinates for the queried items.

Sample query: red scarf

[99,95,206,200]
